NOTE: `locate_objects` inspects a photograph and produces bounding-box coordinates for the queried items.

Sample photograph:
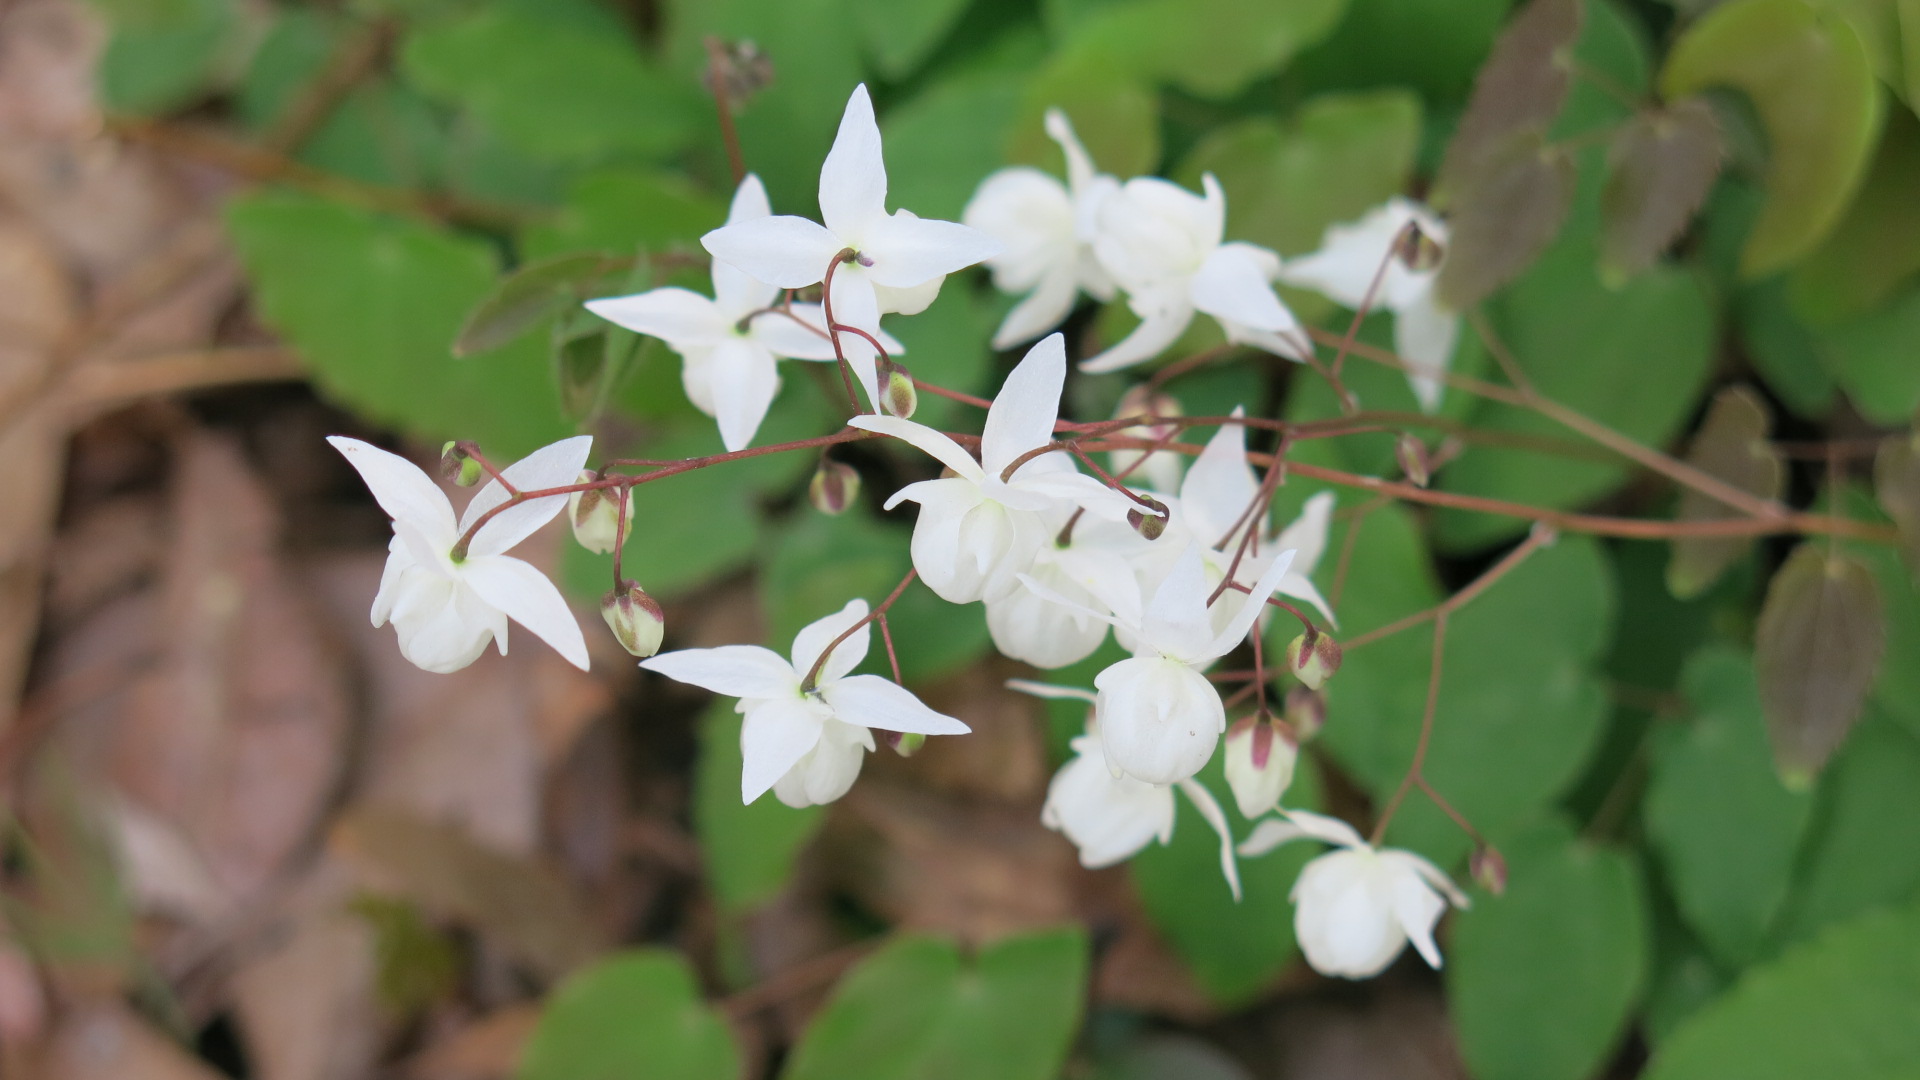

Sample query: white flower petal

[327,437,457,546]
[864,211,1003,288]
[826,267,883,405]
[1293,849,1407,978]
[1005,679,1098,703]
[774,717,870,807]
[1043,743,1176,868]
[1079,304,1195,374]
[1238,817,1312,857]
[708,339,780,452]
[740,697,827,804]
[819,84,888,241]
[1141,544,1217,661]
[1094,656,1222,785]
[873,274,944,316]
[848,415,985,482]
[586,287,731,347]
[992,264,1081,349]
[459,554,589,670]
[1394,291,1459,414]
[1179,411,1257,544]
[1384,857,1449,969]
[1204,547,1296,661]
[964,167,1075,293]
[1177,778,1243,901]
[461,436,594,559]
[1281,808,1369,849]
[790,598,870,686]
[1190,243,1298,333]
[747,304,839,361]
[1279,199,1419,309]
[1045,109,1098,198]
[703,216,845,289]
[641,645,798,699]
[823,675,970,735]
[981,333,1067,477]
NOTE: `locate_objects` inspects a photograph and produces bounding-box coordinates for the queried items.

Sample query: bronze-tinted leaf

[1433,137,1576,311]
[453,251,631,357]
[1600,98,1724,284]
[1754,545,1886,787]
[1873,430,1920,575]
[1668,385,1784,598]
[1433,0,1583,206]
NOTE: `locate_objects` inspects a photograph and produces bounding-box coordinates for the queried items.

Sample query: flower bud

[809,459,861,516]
[1285,627,1343,690]
[1126,495,1169,541]
[1395,221,1444,272]
[601,581,665,658]
[1470,844,1508,896]
[1224,715,1299,819]
[567,474,632,555]
[440,442,483,487]
[1395,433,1431,488]
[884,730,927,757]
[880,358,917,419]
[1284,686,1326,742]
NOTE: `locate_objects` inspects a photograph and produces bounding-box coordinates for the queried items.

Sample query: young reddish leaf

[1667,385,1783,598]
[453,251,632,357]
[1600,99,1723,285]
[1434,137,1576,311]
[1434,0,1583,206]
[1873,431,1920,576]
[1754,545,1886,788]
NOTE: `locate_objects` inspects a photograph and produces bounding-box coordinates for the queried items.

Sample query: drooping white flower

[963,109,1119,349]
[1239,809,1468,979]
[1280,198,1457,413]
[701,85,1002,406]
[1022,542,1297,785]
[586,175,901,452]
[641,599,969,807]
[329,436,592,674]
[1013,682,1242,898]
[1223,716,1298,820]
[850,333,1136,604]
[985,510,1145,669]
[1082,175,1308,373]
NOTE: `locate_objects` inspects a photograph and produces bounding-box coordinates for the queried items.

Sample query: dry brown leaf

[1667,385,1783,598]
[26,1001,225,1080]
[401,1005,542,1080]
[881,659,1048,803]
[229,907,382,1080]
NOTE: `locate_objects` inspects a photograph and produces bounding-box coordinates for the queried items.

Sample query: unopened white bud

[440,442,483,487]
[809,459,860,515]
[880,358,917,419]
[567,473,632,555]
[1285,628,1343,691]
[601,582,665,658]
[1224,716,1298,819]
[1126,495,1169,540]
[1284,686,1326,742]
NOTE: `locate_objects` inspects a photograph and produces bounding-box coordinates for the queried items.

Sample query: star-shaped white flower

[641,598,970,807]
[1083,174,1308,373]
[701,85,1002,407]
[586,175,901,452]
[1280,198,1458,412]
[1014,682,1242,898]
[963,109,1119,349]
[1239,809,1469,979]
[329,436,592,674]
[850,333,1136,604]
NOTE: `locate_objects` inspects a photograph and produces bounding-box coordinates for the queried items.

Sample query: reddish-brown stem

[914,378,993,410]
[1064,442,1164,514]
[799,569,919,692]
[611,481,631,586]
[1370,612,1449,845]
[1145,343,1238,393]
[820,250,866,414]
[831,322,891,363]
[703,36,747,186]
[453,441,518,494]
[1415,775,1486,847]
[1326,222,1415,398]
[877,613,903,684]
[1344,523,1557,650]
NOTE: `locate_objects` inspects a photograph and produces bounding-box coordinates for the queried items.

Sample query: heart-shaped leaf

[1754,544,1887,787]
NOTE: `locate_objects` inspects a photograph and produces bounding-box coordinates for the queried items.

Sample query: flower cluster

[328,84,1470,981]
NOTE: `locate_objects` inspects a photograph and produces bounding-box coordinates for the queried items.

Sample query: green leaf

[1176,90,1422,260]
[854,0,972,78]
[1009,49,1159,178]
[1434,136,1577,310]
[782,929,1088,1080]
[1734,278,1838,418]
[518,950,740,1080]
[618,428,763,600]
[1754,544,1886,786]
[1645,648,1815,964]
[521,170,728,263]
[1066,0,1350,100]
[1778,714,1920,943]
[1131,756,1325,1006]
[226,192,569,458]
[402,8,700,166]
[1289,0,1511,102]
[1667,385,1785,599]
[1435,228,1715,551]
[694,702,826,913]
[881,70,1025,224]
[1600,99,1724,284]
[1448,822,1649,1080]
[1433,0,1584,206]
[97,0,241,115]
[1874,432,1920,580]
[1788,106,1920,321]
[759,511,910,653]
[1642,901,1920,1080]
[1819,282,1920,424]
[1660,0,1885,277]
[456,252,634,358]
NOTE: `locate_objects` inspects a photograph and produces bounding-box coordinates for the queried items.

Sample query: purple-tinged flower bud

[880,358,918,419]
[1284,685,1326,742]
[601,581,665,658]
[809,459,861,516]
[885,730,927,757]
[1396,222,1445,273]
[1224,715,1299,819]
[1126,495,1169,540]
[1285,627,1343,691]
[440,442,483,487]
[1396,434,1431,488]
[1470,844,1508,896]
[568,473,632,555]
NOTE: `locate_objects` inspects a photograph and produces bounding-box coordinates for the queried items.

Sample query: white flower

[1223,717,1298,820]
[329,436,592,674]
[985,510,1145,669]
[586,175,900,452]
[850,333,1135,604]
[641,599,970,807]
[963,109,1118,349]
[701,85,1002,407]
[1014,682,1242,898]
[1022,542,1297,785]
[1083,174,1308,373]
[1280,198,1458,413]
[1239,809,1468,979]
